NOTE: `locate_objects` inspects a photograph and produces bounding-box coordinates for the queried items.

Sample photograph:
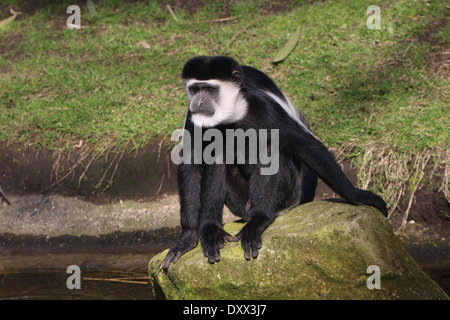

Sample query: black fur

[182,55,242,82]
[162,56,387,270]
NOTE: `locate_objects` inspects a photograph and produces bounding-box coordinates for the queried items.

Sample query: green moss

[149,201,449,300]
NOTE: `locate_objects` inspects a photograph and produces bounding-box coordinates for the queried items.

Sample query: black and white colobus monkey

[162,56,387,269]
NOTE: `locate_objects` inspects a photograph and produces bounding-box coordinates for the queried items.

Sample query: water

[1,242,449,299]
[2,252,449,299]
[0,228,179,300]
[0,253,156,300]
[1,269,154,300]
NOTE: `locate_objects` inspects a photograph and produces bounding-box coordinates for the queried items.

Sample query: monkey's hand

[162,231,198,270]
[200,224,234,264]
[233,215,273,261]
[350,189,388,217]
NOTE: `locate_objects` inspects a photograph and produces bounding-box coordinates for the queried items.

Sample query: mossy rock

[149,200,449,300]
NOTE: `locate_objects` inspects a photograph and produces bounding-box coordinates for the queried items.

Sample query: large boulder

[149,200,449,300]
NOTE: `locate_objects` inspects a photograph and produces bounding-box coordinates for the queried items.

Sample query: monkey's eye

[191,87,200,94]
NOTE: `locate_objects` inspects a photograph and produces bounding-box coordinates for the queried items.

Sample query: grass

[0,0,449,217]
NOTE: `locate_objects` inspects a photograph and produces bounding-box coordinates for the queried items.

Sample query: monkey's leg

[234,158,299,260]
[224,165,251,220]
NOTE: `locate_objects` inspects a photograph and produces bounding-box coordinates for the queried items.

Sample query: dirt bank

[0,142,448,243]
[0,142,178,202]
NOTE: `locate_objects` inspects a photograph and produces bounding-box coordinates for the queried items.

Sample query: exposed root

[77,151,98,189]
[43,142,92,193]
[166,4,179,23]
[156,172,165,196]
[84,276,148,285]
[397,150,432,236]
[42,139,130,194]
[0,185,11,210]
[224,19,259,54]
[438,149,450,202]
[101,148,126,192]
[342,139,448,234]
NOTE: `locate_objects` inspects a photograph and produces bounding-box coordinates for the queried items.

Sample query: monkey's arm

[198,163,234,264]
[281,123,387,216]
[162,163,203,270]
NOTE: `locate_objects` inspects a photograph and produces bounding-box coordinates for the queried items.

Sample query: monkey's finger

[231,229,243,242]
[222,230,235,243]
[162,248,185,270]
[218,236,225,249]
[162,252,175,270]
[251,238,261,259]
[227,235,240,242]
[214,238,222,262]
[254,236,262,249]
[171,250,183,264]
[214,247,221,262]
[225,234,236,242]
[241,239,251,261]
[251,246,259,259]
[202,242,218,264]
[206,246,219,264]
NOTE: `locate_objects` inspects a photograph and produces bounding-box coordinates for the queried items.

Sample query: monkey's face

[185,79,248,128]
[187,82,219,117]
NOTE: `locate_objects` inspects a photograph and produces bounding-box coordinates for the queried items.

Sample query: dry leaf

[0,13,18,29]
[272,27,301,63]
[137,40,151,49]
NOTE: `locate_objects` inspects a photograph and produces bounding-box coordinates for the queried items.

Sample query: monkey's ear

[232,70,242,85]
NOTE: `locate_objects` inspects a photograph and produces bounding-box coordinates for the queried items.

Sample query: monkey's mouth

[191,110,215,117]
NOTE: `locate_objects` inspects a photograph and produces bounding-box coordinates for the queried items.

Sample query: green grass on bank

[0,0,449,213]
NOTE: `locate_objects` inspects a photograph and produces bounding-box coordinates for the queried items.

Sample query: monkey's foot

[162,231,198,270]
[200,224,234,264]
[233,215,273,260]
